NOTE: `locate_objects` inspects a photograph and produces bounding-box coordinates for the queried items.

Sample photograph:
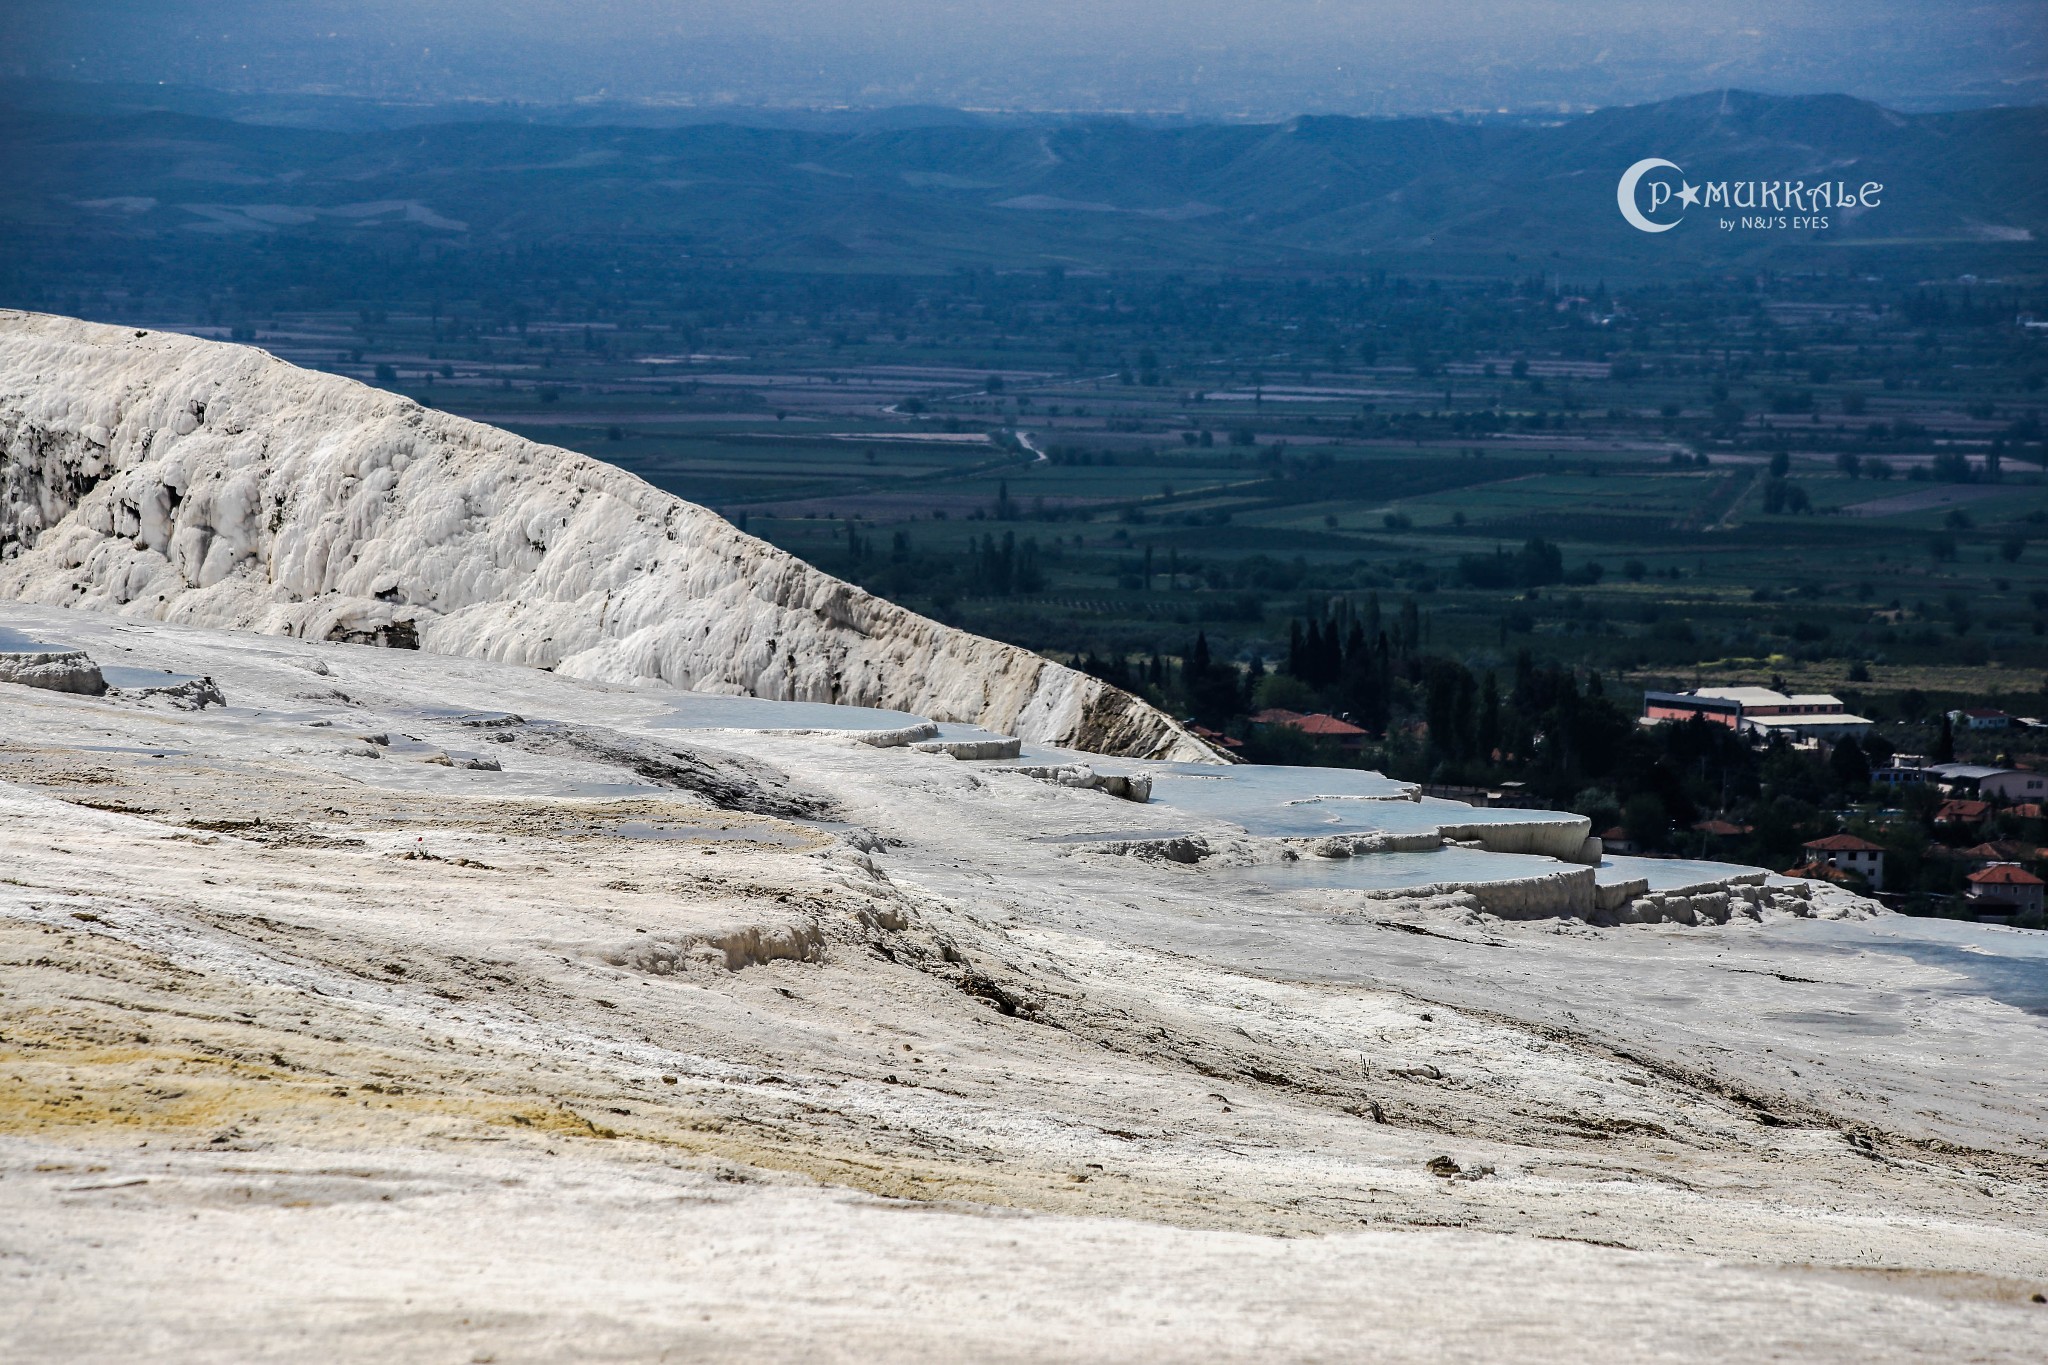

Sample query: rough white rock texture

[0,648,104,695]
[1002,762,1155,802]
[0,311,1209,759]
[1437,813,1594,861]
[1621,879,1816,926]
[2,603,2040,1362]
[914,734,1023,760]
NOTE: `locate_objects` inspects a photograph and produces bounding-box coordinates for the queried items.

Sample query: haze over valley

[3,4,2047,1359]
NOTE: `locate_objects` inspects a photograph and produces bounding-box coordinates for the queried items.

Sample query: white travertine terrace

[0,311,1210,759]
[3,602,2040,1362]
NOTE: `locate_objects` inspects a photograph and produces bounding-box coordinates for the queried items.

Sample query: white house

[1802,834,1886,892]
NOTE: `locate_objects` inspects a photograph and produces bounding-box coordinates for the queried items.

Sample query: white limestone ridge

[0,311,1212,759]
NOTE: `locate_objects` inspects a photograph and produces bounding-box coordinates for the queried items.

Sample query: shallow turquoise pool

[1234,847,1572,891]
[645,694,929,732]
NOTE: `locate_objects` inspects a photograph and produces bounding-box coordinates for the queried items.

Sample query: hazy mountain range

[4,1,2040,117]
[4,86,2042,278]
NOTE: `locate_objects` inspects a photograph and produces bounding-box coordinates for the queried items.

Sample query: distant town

[1228,681,2048,924]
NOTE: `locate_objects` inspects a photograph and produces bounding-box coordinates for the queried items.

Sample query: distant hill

[2,90,2041,279]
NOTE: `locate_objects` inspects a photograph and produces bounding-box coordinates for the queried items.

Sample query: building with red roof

[1802,833,1885,891]
[1958,840,2037,869]
[1966,863,2044,918]
[1599,825,1639,855]
[1250,710,1367,749]
[1787,859,1859,886]
[1935,798,1992,828]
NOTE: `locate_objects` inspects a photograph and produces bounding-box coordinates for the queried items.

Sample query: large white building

[1642,687,1873,742]
[1873,762,2048,803]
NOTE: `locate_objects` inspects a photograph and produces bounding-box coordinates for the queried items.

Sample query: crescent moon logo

[1618,158,1683,233]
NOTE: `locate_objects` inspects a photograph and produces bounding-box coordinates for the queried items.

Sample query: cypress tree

[1453,667,1477,760]
[1479,672,1501,760]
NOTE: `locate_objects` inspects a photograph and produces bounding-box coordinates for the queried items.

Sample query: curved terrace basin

[646,694,930,733]
[1237,848,1573,891]
[99,665,209,689]
[1777,917,2048,1017]
[1152,780,1582,843]
[0,626,66,653]
[1598,855,1766,892]
[991,746,1586,853]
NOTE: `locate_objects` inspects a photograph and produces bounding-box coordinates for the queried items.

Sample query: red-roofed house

[1695,818,1752,839]
[1190,724,1245,751]
[1803,833,1886,891]
[1787,859,1859,886]
[1599,825,1639,855]
[1294,713,1367,741]
[1966,863,2044,918]
[1252,710,1367,749]
[1959,840,2037,869]
[1935,798,1992,828]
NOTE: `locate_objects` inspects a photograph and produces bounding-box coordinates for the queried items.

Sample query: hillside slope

[2,91,2040,276]
[0,311,1209,758]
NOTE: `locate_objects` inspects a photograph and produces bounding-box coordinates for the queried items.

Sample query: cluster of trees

[1456,537,1568,589]
[1760,478,1813,514]
[1094,606,1689,818]
[832,526,1043,600]
[967,531,1045,595]
[1075,635,1239,732]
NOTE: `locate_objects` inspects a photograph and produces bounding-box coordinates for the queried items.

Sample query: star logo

[1617,158,1686,232]
[1676,182,1702,209]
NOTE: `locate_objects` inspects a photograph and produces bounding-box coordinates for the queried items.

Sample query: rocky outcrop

[999,763,1155,802]
[0,312,1212,760]
[1467,866,1598,918]
[1353,865,1598,919]
[1437,813,1595,862]
[913,734,1023,759]
[1618,878,1815,925]
[0,647,105,695]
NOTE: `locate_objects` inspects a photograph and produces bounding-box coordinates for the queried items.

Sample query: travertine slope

[0,311,1208,758]
[1,603,2040,1361]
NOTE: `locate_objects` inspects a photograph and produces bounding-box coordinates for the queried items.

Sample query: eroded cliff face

[0,311,1212,759]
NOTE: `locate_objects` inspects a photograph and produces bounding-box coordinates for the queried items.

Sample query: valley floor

[2,604,2044,1360]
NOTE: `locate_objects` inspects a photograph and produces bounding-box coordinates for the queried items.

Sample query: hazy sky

[4,1,2041,114]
